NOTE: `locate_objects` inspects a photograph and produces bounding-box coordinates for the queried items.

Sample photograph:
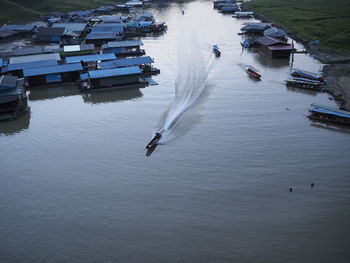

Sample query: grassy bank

[246,0,350,50]
[0,0,120,24]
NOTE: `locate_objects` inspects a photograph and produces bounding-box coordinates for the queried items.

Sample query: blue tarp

[99,56,154,69]
[311,107,350,119]
[2,60,58,73]
[87,66,141,79]
[23,63,83,77]
[65,53,116,63]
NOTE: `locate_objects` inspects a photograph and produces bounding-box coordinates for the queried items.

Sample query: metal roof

[0,29,18,38]
[12,45,60,56]
[87,66,141,79]
[36,27,66,36]
[0,75,18,88]
[99,15,123,23]
[311,106,350,119]
[255,36,289,46]
[65,53,116,63]
[99,56,154,69]
[52,23,87,33]
[23,63,83,77]
[1,25,35,32]
[92,23,124,34]
[102,40,143,49]
[2,60,58,73]
[85,33,118,40]
[9,53,61,64]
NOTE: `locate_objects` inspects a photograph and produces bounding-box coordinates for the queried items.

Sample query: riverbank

[0,0,119,24]
[244,0,350,110]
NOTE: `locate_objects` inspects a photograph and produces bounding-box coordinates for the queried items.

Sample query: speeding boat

[212,45,221,57]
[246,67,261,80]
[146,130,163,149]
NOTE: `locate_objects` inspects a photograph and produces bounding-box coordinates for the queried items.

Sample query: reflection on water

[82,88,143,104]
[28,83,80,101]
[0,113,30,135]
[286,85,319,96]
[310,121,350,134]
[253,52,291,68]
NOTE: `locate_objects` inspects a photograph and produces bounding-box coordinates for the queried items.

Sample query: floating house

[308,104,350,126]
[0,75,28,121]
[98,56,159,74]
[1,60,59,77]
[36,27,67,43]
[78,66,145,91]
[23,63,83,86]
[255,36,293,58]
[101,40,145,57]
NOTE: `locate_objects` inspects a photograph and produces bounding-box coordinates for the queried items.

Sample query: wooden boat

[246,67,261,80]
[212,45,221,57]
[308,104,350,126]
[285,77,323,90]
[146,132,162,149]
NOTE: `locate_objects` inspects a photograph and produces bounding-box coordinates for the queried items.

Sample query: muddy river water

[1,1,350,262]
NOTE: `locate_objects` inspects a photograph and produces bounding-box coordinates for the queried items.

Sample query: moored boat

[308,103,350,126]
[286,77,323,90]
[291,69,324,82]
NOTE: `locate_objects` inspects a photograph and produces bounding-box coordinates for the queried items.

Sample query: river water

[1,1,350,262]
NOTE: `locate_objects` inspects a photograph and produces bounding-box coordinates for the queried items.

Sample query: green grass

[0,0,121,24]
[246,0,350,50]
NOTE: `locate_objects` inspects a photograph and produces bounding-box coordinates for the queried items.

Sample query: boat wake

[154,48,214,145]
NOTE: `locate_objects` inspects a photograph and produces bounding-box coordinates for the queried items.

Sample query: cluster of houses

[0,1,167,121]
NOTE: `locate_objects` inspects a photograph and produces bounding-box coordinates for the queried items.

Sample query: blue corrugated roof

[23,63,83,77]
[65,53,117,63]
[85,33,118,40]
[87,66,141,79]
[99,56,154,69]
[2,60,58,73]
[92,23,124,34]
[102,40,143,49]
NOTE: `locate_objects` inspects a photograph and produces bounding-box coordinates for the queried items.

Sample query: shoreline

[241,2,350,111]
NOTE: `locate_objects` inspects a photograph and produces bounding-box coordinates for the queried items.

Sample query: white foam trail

[155,49,215,143]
